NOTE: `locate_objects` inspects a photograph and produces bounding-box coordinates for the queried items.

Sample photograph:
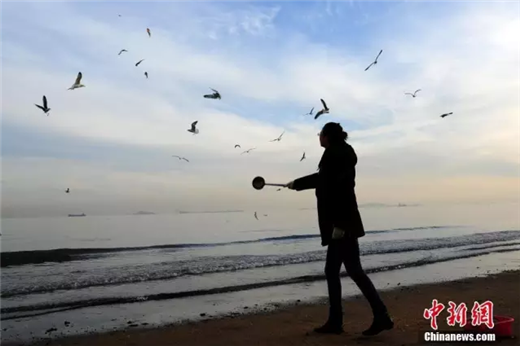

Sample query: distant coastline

[133,211,156,215]
[177,210,244,215]
[299,203,421,211]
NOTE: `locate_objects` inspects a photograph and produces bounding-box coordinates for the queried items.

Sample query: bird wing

[183,158,189,162]
[315,110,324,119]
[364,62,374,71]
[43,96,48,109]
[375,49,383,60]
[35,104,45,111]
[415,89,421,94]
[75,72,82,84]
[279,131,285,138]
[210,88,219,93]
[310,107,314,114]
[320,99,328,110]
[404,93,413,96]
[172,155,180,158]
[191,121,198,127]
[235,145,240,148]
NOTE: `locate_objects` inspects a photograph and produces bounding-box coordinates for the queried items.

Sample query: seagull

[187,121,199,134]
[135,59,144,67]
[314,99,329,119]
[440,112,453,118]
[35,95,50,115]
[270,131,285,142]
[68,72,85,90]
[276,188,281,191]
[300,152,306,162]
[241,148,256,154]
[305,107,314,116]
[234,144,241,148]
[118,49,128,56]
[203,88,221,99]
[364,49,383,71]
[405,89,421,98]
[254,212,258,220]
[144,72,148,78]
[147,28,151,37]
[65,188,70,194]
[172,155,189,162]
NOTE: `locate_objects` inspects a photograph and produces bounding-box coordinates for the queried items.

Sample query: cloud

[1,1,519,217]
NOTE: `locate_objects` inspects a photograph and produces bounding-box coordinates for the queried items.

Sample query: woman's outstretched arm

[291,173,319,191]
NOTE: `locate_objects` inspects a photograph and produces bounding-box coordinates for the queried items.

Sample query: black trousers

[325,236,387,323]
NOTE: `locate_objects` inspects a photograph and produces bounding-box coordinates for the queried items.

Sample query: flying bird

[270,131,285,142]
[144,72,148,78]
[276,188,281,191]
[405,89,421,98]
[300,152,306,162]
[35,95,50,115]
[440,112,453,118]
[203,88,221,99]
[305,107,314,116]
[118,49,128,55]
[234,144,241,148]
[147,28,151,37]
[241,148,256,154]
[187,121,199,134]
[68,72,85,90]
[364,49,383,71]
[254,212,258,220]
[65,188,70,194]
[314,99,329,119]
[135,59,145,67]
[172,155,189,162]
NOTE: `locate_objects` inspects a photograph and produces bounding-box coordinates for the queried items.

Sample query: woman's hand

[332,227,345,239]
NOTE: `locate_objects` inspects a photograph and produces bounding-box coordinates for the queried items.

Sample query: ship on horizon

[68,213,86,217]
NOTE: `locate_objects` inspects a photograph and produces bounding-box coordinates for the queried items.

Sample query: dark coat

[292,142,365,246]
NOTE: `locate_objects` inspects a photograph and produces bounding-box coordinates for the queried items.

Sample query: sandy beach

[18,270,519,346]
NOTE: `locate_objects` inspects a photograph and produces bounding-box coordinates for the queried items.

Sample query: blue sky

[1,1,519,217]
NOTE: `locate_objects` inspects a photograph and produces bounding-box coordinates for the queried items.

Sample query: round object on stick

[252,176,266,190]
[252,176,286,190]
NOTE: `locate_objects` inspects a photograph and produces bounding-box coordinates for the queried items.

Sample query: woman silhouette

[286,122,393,335]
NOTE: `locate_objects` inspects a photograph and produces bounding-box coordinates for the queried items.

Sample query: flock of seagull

[32,28,454,203]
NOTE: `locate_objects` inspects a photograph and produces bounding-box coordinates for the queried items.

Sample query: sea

[1,201,520,345]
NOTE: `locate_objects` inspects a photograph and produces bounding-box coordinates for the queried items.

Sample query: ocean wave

[2,246,519,320]
[0,225,457,267]
[2,230,518,298]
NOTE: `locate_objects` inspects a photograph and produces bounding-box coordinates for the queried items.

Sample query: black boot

[314,321,344,334]
[362,312,394,336]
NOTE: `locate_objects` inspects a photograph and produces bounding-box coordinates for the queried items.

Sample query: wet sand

[17,270,520,346]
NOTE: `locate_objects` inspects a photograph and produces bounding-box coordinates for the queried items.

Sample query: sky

[1,0,519,217]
